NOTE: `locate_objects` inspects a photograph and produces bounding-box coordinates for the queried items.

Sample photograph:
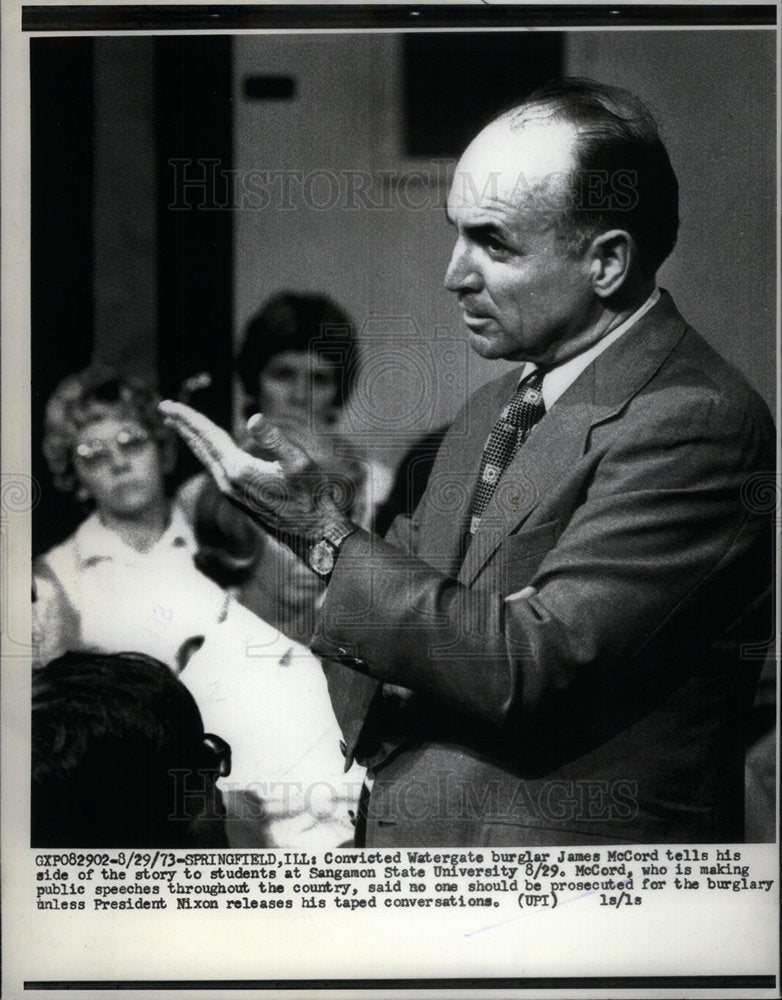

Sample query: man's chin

[467,329,520,362]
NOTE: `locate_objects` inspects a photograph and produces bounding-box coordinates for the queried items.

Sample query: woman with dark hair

[237,291,359,428]
[183,291,391,643]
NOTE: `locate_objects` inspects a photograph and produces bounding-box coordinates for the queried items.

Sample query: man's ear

[587,229,635,298]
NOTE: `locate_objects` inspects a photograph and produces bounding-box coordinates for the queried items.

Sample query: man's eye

[483,237,508,256]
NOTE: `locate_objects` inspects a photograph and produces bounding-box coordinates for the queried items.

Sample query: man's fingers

[159,400,280,492]
[246,413,312,474]
[159,400,233,491]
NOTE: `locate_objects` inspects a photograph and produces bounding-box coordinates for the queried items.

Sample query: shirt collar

[74,505,194,567]
[521,287,661,410]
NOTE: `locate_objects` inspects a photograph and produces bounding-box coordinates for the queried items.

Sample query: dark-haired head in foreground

[32,651,230,848]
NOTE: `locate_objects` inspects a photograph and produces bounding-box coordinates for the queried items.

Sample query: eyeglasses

[201,733,232,778]
[74,427,152,467]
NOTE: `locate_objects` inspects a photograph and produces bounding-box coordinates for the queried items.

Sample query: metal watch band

[308,522,356,579]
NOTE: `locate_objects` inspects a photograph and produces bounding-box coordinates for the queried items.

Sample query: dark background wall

[31,38,96,555]
[31,36,233,553]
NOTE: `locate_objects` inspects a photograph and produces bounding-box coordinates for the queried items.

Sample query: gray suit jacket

[313,292,775,846]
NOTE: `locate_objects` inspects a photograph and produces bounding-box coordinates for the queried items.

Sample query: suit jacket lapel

[458,393,593,585]
[459,290,689,586]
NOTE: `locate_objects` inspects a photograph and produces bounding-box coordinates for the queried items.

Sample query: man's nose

[444,238,482,293]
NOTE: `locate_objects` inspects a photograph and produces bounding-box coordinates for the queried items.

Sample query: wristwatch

[307,521,357,579]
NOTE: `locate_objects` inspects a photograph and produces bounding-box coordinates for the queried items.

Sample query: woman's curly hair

[42,366,172,494]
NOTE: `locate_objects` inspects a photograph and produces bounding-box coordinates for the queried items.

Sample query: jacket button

[336,647,347,656]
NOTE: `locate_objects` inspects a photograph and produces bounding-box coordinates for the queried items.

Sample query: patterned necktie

[469,369,546,535]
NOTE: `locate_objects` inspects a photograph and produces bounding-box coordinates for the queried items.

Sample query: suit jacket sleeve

[313,393,774,731]
[317,507,421,764]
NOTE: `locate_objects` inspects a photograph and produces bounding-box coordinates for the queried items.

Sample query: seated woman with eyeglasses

[32,368,235,670]
[33,367,364,848]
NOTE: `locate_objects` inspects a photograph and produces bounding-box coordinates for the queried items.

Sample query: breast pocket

[501,519,560,593]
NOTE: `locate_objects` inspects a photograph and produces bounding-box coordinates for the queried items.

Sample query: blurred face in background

[73,409,167,520]
[256,350,341,428]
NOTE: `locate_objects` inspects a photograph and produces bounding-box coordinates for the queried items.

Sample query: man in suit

[162,78,774,846]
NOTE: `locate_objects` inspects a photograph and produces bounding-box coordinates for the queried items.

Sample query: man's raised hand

[159,401,352,542]
[159,400,280,493]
